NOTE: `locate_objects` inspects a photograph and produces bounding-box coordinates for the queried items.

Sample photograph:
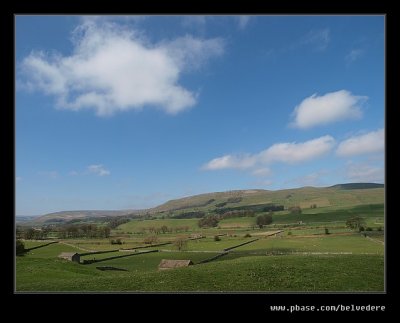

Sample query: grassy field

[115,218,199,233]
[16,253,383,292]
[16,188,385,292]
[16,227,384,292]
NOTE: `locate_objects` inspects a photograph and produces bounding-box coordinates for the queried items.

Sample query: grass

[22,242,81,258]
[115,218,199,233]
[272,204,384,224]
[16,198,385,292]
[231,234,384,255]
[16,254,384,292]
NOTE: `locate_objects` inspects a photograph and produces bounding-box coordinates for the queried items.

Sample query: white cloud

[20,21,224,116]
[251,168,271,177]
[290,90,366,129]
[87,164,110,176]
[301,28,330,51]
[68,170,79,176]
[203,135,335,170]
[336,129,384,157]
[346,163,384,183]
[259,135,335,164]
[236,16,251,30]
[203,154,256,170]
[162,35,224,72]
[345,49,364,64]
[16,176,22,182]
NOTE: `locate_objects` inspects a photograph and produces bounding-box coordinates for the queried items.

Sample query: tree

[143,235,159,244]
[198,215,219,228]
[16,239,25,255]
[173,236,188,251]
[24,228,36,240]
[256,214,273,228]
[346,216,366,231]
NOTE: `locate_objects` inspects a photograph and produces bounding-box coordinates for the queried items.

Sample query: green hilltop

[150,184,384,215]
[29,183,384,223]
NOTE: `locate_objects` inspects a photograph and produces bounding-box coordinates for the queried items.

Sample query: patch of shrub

[110,238,123,245]
[244,233,252,238]
[198,215,219,228]
[227,197,242,203]
[214,235,221,241]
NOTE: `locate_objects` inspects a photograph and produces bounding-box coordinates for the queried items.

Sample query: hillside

[329,183,384,190]
[27,183,384,223]
[149,185,384,215]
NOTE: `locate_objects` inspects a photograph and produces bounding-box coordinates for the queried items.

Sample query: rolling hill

[30,209,140,224]
[149,183,384,215]
[26,183,384,224]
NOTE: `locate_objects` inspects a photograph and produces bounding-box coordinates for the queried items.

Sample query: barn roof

[58,252,79,257]
[158,259,193,269]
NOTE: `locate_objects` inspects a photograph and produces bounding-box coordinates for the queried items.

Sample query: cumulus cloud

[346,163,384,183]
[203,154,256,170]
[290,90,366,129]
[336,129,384,157]
[20,21,224,116]
[87,164,110,176]
[258,135,335,164]
[203,135,335,170]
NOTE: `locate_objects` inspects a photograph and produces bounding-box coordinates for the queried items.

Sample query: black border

[4,0,397,318]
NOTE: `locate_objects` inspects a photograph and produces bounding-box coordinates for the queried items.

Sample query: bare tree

[173,236,188,251]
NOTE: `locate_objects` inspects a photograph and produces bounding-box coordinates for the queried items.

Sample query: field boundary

[81,249,158,264]
[25,241,58,252]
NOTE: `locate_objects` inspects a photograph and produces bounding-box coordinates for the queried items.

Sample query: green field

[16,228,384,292]
[16,253,383,291]
[16,186,385,292]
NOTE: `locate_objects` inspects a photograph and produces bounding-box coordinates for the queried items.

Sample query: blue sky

[15,15,385,215]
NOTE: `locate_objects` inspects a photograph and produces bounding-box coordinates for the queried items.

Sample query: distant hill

[25,183,384,224]
[31,209,141,224]
[329,183,384,190]
[16,215,39,223]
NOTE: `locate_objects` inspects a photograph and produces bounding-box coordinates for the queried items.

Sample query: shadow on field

[81,249,158,264]
[25,241,58,252]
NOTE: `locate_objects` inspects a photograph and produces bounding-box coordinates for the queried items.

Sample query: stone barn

[158,259,193,270]
[58,252,80,263]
